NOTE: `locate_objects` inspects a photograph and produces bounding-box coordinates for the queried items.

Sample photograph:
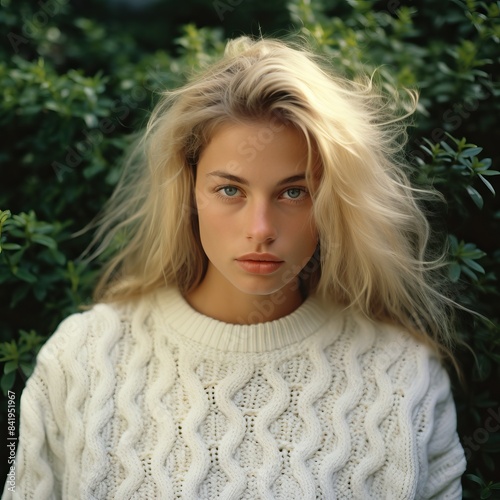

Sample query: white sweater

[3,287,465,499]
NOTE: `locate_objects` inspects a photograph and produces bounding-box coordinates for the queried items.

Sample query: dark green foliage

[1,0,499,494]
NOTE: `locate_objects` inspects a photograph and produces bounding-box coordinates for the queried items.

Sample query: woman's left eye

[282,188,307,200]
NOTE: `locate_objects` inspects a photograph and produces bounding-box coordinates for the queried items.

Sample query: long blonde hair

[88,36,459,361]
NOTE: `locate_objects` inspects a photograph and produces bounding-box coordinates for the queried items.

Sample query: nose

[245,199,277,243]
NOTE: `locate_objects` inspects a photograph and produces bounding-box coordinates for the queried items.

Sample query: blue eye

[222,186,239,196]
[215,186,241,198]
[284,188,304,199]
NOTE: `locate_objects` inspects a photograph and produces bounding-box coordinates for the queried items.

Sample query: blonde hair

[88,36,459,362]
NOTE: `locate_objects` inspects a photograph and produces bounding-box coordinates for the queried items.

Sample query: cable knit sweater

[3,287,466,499]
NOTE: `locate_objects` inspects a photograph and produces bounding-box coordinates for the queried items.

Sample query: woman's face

[193,120,318,301]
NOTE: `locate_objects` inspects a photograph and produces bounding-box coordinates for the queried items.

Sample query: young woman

[4,37,466,499]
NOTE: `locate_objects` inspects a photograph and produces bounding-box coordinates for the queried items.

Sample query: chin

[231,277,294,297]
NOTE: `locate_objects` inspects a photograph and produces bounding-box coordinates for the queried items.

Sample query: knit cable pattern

[3,288,465,499]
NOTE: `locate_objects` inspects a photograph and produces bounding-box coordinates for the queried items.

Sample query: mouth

[235,254,284,274]
[236,253,283,263]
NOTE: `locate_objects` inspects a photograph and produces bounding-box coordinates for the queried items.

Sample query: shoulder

[37,303,123,362]
[23,294,162,413]
[331,307,453,395]
[35,292,159,371]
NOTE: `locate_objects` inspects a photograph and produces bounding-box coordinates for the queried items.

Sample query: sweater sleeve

[2,314,81,500]
[416,356,466,500]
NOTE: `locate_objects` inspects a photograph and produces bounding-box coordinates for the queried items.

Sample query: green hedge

[1,0,499,495]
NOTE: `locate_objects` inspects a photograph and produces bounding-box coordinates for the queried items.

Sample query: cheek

[197,210,216,245]
[289,214,317,248]
[196,214,219,262]
[299,228,318,265]
[196,199,234,251]
[303,233,319,260]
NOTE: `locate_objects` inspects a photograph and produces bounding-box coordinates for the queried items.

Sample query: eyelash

[214,185,308,204]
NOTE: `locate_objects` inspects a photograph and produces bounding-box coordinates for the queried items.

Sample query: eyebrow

[207,170,306,186]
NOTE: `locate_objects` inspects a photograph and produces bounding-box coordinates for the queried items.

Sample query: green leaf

[448,261,461,282]
[31,234,57,249]
[478,174,496,196]
[3,361,17,375]
[441,141,456,154]
[466,474,484,486]
[19,362,34,378]
[466,185,484,209]
[14,267,37,283]
[461,265,478,281]
[448,234,459,252]
[0,243,22,251]
[475,160,493,172]
[419,145,433,156]
[32,224,55,235]
[1,371,16,395]
[50,250,66,266]
[462,258,485,274]
[461,147,483,158]
[0,210,11,226]
[461,247,486,259]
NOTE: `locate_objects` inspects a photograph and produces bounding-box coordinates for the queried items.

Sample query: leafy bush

[1,0,499,494]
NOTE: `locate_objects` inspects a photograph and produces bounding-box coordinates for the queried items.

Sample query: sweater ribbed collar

[152,286,333,353]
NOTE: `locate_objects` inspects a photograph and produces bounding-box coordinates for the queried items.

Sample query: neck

[185,269,304,324]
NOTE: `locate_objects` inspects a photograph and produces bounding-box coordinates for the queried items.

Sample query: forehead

[197,120,310,180]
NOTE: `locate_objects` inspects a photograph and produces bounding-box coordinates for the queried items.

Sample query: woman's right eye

[218,186,240,197]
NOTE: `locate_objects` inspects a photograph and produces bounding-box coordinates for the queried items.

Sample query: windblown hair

[89,36,459,361]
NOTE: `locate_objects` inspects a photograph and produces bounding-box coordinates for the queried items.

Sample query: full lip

[236,253,284,262]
